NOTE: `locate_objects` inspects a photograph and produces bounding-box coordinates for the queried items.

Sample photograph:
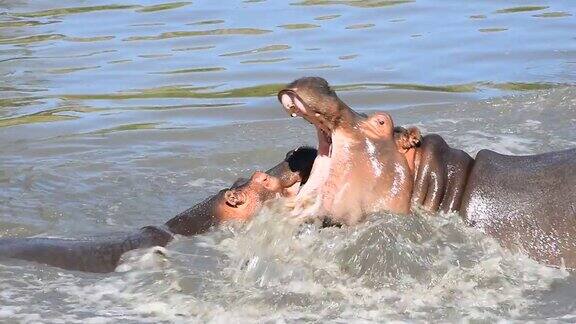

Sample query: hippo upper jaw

[278,88,366,158]
[278,89,334,155]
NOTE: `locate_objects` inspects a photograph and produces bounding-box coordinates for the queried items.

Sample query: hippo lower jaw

[278,91,337,217]
[289,131,334,218]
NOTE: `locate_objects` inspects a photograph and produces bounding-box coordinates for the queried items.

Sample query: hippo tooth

[315,113,320,117]
[291,113,297,117]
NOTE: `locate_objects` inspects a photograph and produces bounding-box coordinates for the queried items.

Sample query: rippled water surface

[1,0,576,322]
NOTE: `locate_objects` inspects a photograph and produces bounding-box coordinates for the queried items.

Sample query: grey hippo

[0,147,317,272]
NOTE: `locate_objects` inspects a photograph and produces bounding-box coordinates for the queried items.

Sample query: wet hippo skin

[0,147,317,273]
[412,133,576,267]
[278,77,417,225]
[0,226,173,273]
[280,76,576,268]
[412,134,475,213]
[461,148,576,267]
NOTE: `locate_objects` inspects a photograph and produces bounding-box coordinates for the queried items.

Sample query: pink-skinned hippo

[279,76,576,268]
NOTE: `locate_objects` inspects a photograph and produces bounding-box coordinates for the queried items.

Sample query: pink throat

[293,126,334,200]
[316,126,332,157]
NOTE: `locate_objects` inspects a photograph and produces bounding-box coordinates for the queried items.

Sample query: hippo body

[279,76,576,268]
[0,226,173,273]
[461,147,576,266]
[413,134,576,267]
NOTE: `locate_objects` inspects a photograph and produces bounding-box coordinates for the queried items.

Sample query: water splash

[212,203,569,321]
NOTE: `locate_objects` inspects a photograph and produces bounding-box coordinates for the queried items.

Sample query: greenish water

[0,0,575,322]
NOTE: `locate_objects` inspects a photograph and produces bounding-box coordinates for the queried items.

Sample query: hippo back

[461,148,576,268]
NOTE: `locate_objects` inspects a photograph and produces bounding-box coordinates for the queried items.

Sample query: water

[1,0,575,322]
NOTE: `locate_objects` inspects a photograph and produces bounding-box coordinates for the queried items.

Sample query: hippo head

[278,77,415,224]
[215,171,302,222]
[278,77,398,155]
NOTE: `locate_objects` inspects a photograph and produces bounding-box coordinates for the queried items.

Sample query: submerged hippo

[0,147,318,272]
[279,76,576,268]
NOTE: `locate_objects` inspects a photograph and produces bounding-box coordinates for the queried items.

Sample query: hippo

[0,147,318,272]
[279,76,576,268]
[279,77,419,225]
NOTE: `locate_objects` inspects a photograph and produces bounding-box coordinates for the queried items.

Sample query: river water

[1,0,575,322]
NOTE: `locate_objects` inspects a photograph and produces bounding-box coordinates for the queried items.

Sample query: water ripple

[292,0,413,8]
[14,5,137,18]
[220,44,291,57]
[124,28,272,41]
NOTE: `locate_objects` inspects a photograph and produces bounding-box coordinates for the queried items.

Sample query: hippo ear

[224,190,246,208]
[406,126,422,147]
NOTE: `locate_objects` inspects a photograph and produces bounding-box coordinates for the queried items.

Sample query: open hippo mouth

[276,77,416,224]
[277,78,348,218]
[278,89,333,157]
